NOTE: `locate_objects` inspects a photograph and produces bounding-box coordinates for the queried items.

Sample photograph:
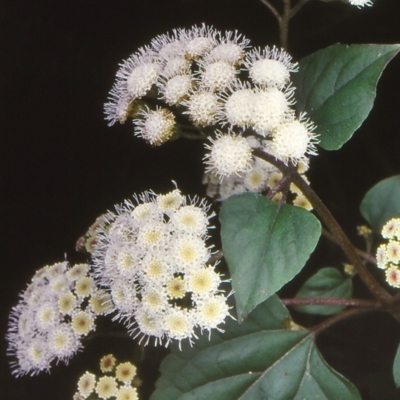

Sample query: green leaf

[360,175,400,232]
[293,43,400,150]
[294,267,352,315]
[393,343,400,387]
[151,296,361,400]
[219,193,321,322]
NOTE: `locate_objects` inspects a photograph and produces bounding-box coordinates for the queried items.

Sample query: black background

[2,0,400,399]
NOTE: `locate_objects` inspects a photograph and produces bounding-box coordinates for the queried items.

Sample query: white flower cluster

[376,218,400,288]
[203,135,312,210]
[104,24,318,174]
[73,354,139,400]
[92,188,230,347]
[348,0,374,8]
[6,262,109,377]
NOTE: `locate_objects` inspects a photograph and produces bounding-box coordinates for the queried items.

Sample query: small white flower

[158,74,193,105]
[376,244,388,269]
[199,60,238,91]
[151,33,186,60]
[170,205,209,236]
[386,266,400,288]
[164,308,195,343]
[204,131,253,179]
[182,89,220,127]
[171,234,211,271]
[219,81,254,128]
[117,47,161,99]
[133,307,165,346]
[196,295,230,332]
[77,371,97,398]
[244,46,298,88]
[133,106,176,146]
[251,87,294,136]
[183,25,217,59]
[348,0,373,8]
[48,324,79,359]
[382,218,400,239]
[187,266,222,299]
[104,81,134,126]
[205,30,250,65]
[243,159,273,192]
[376,218,400,288]
[157,188,185,213]
[71,311,95,336]
[161,56,191,78]
[271,114,318,165]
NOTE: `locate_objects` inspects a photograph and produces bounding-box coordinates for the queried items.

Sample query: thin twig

[258,0,282,23]
[282,297,382,308]
[252,148,392,304]
[311,307,370,336]
[322,227,377,265]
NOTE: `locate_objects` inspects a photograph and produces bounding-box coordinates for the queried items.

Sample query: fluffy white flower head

[159,74,193,105]
[133,107,175,146]
[6,262,96,376]
[92,187,231,347]
[183,89,220,127]
[245,46,298,88]
[116,48,160,99]
[220,83,254,128]
[185,36,216,59]
[251,87,294,136]
[348,0,373,8]
[204,132,253,179]
[200,61,237,91]
[271,115,318,165]
[205,30,250,65]
[104,82,134,126]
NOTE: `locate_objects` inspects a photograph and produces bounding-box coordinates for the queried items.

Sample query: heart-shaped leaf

[219,193,321,322]
[294,267,352,315]
[151,296,361,400]
[360,175,400,232]
[293,44,400,150]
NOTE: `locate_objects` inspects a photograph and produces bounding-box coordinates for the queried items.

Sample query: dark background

[2,0,400,399]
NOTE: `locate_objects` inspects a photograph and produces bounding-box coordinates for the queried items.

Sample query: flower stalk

[253,148,393,305]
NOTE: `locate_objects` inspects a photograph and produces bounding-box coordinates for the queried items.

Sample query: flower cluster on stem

[73,354,140,400]
[91,187,232,347]
[7,262,109,377]
[376,218,400,288]
[104,24,318,203]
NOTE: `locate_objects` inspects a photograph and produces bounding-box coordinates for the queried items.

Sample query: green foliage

[219,193,321,322]
[360,175,400,232]
[294,267,352,315]
[151,296,361,400]
[393,344,400,388]
[293,44,400,150]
